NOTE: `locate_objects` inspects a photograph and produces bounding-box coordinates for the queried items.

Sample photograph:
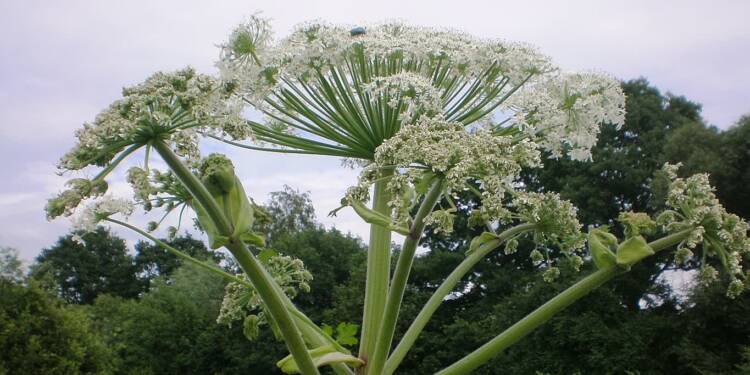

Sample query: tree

[134,234,221,284]
[0,247,24,282]
[33,228,143,304]
[262,185,317,243]
[0,279,114,374]
[714,115,750,218]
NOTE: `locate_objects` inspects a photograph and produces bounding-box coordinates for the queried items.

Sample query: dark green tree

[33,227,143,304]
[134,234,221,284]
[0,279,114,374]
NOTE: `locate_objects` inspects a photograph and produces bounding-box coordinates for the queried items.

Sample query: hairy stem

[359,168,394,372]
[385,223,536,374]
[151,140,320,375]
[367,178,446,375]
[436,229,693,375]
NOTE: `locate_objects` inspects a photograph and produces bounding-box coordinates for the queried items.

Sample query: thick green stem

[151,140,320,375]
[436,229,693,375]
[367,178,445,375]
[110,217,352,374]
[359,169,394,371]
[385,223,536,374]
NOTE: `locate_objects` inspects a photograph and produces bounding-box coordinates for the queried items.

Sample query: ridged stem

[385,223,536,374]
[367,178,445,375]
[358,168,394,372]
[151,140,319,375]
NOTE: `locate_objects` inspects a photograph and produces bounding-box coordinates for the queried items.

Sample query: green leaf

[321,324,333,337]
[258,248,278,263]
[467,232,499,255]
[588,228,617,269]
[414,171,437,195]
[615,235,654,268]
[349,200,410,235]
[335,322,359,346]
[277,345,364,374]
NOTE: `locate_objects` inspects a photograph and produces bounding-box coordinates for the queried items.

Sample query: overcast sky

[1,0,748,263]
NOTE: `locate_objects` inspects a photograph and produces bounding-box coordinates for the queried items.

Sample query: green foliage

[321,322,359,347]
[33,227,143,304]
[134,233,221,283]
[0,247,24,282]
[262,185,317,242]
[0,279,114,374]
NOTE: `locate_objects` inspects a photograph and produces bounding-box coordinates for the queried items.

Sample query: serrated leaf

[616,235,654,268]
[321,324,333,337]
[335,322,359,346]
[467,232,499,255]
[588,228,618,269]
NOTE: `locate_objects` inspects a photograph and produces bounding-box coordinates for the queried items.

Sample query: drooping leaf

[588,227,618,269]
[615,235,654,268]
[467,232,500,255]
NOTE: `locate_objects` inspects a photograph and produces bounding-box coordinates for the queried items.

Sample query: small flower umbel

[47,67,245,221]
[656,163,750,297]
[218,250,313,341]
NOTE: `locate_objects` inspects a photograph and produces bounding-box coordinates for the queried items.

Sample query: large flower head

[218,18,563,159]
[59,67,244,172]
[218,17,625,163]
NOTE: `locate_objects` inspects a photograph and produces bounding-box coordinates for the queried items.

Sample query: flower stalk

[367,177,446,375]
[150,140,320,375]
[436,229,693,375]
[107,216,354,375]
[385,222,536,374]
[358,168,394,370]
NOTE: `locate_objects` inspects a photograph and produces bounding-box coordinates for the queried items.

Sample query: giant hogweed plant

[47,15,749,374]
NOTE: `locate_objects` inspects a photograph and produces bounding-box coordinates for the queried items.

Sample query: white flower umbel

[355,116,540,225]
[217,18,555,159]
[656,163,750,297]
[217,253,313,340]
[70,196,134,233]
[58,67,245,172]
[509,72,626,161]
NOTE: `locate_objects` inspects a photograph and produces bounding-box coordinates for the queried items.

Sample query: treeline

[1,79,750,374]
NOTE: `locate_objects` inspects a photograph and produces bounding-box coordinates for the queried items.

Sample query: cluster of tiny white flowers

[656,163,750,298]
[126,167,155,203]
[58,67,246,172]
[217,253,313,337]
[70,196,134,233]
[45,178,108,219]
[423,209,456,234]
[511,191,585,254]
[363,72,443,122]
[218,19,553,100]
[508,72,626,161]
[361,116,540,225]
